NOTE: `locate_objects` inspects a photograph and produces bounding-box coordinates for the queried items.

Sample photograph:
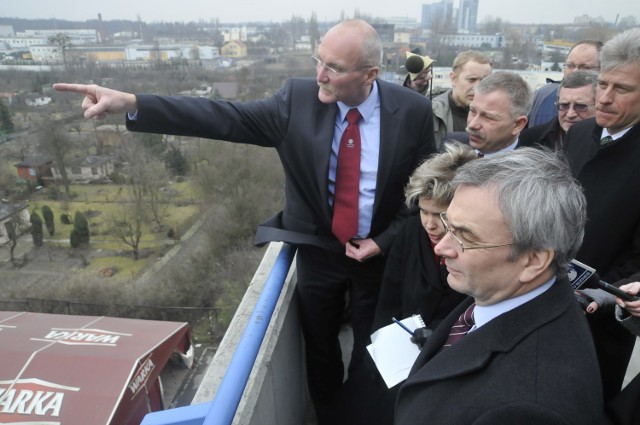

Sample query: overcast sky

[1,0,637,25]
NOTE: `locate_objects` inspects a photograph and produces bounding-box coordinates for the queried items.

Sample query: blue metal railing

[141,243,297,425]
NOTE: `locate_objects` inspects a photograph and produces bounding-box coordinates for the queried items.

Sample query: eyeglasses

[439,212,513,253]
[555,102,594,113]
[311,56,372,78]
[563,62,599,71]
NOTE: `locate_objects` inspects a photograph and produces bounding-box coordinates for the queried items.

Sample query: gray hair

[558,70,598,99]
[600,28,640,71]
[451,147,586,276]
[474,71,532,118]
[404,142,477,208]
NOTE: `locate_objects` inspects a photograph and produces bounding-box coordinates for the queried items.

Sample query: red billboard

[0,311,192,425]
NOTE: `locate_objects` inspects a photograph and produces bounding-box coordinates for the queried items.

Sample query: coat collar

[405,277,574,386]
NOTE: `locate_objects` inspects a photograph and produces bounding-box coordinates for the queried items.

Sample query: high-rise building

[421,0,455,30]
[458,0,479,32]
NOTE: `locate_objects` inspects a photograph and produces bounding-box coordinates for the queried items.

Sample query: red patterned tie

[332,108,362,244]
[443,303,475,347]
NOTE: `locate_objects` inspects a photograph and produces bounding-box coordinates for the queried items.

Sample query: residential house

[221,40,247,58]
[94,124,129,150]
[15,156,53,185]
[25,94,52,107]
[51,155,115,183]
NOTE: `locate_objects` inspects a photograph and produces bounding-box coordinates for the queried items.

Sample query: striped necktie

[443,303,475,347]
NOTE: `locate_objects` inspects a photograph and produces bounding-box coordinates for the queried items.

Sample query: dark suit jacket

[565,120,640,401]
[127,78,436,253]
[565,120,640,282]
[519,117,562,151]
[395,278,602,425]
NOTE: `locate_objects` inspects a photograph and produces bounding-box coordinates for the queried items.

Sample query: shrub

[30,211,44,247]
[109,171,126,185]
[73,211,90,245]
[41,205,55,236]
[60,213,72,225]
[166,146,188,176]
[47,186,61,200]
[70,228,80,248]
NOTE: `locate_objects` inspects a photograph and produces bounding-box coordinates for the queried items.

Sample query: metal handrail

[140,242,296,425]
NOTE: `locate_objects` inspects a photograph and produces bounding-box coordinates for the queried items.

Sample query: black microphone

[405,55,425,74]
[569,259,639,301]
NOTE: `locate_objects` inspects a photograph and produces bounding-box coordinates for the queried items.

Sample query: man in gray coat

[431,50,491,148]
[395,148,602,425]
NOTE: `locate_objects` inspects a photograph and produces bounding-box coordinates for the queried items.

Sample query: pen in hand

[392,317,415,336]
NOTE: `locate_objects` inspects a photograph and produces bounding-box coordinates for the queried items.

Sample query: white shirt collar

[337,80,379,125]
[601,127,632,141]
[471,277,556,331]
[478,138,519,157]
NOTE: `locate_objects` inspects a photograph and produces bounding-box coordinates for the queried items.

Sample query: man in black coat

[53,19,436,422]
[395,148,602,425]
[519,70,597,151]
[564,27,640,403]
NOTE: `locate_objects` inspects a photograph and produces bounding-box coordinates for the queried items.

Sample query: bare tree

[112,180,145,260]
[113,143,146,259]
[138,160,168,228]
[309,12,320,53]
[480,16,505,35]
[4,219,19,263]
[427,8,454,60]
[112,142,169,258]
[4,212,27,264]
[38,118,73,203]
[48,33,72,70]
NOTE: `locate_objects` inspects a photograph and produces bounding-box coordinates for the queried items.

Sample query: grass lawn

[27,179,203,278]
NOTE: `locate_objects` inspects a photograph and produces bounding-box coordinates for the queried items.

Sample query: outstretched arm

[52,83,138,119]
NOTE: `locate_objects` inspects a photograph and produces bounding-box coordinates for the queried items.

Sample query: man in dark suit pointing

[54,19,436,422]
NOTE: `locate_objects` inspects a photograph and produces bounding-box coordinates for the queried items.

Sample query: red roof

[0,311,192,425]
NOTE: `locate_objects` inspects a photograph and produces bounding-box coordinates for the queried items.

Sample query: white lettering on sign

[30,328,132,347]
[0,378,79,421]
[128,358,156,397]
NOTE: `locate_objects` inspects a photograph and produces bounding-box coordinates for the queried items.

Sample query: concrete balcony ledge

[192,241,308,425]
[142,242,310,425]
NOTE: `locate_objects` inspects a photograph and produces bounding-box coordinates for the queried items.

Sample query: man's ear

[513,115,528,135]
[365,66,379,83]
[519,249,554,283]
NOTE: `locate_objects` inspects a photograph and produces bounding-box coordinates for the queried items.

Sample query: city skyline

[1,0,638,26]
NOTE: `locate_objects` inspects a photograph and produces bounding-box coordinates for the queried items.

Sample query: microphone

[405,55,425,74]
[404,52,435,80]
[569,259,639,301]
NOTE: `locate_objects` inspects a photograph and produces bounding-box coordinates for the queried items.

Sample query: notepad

[366,314,425,388]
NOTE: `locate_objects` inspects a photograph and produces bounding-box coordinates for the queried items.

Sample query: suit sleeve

[126,81,293,148]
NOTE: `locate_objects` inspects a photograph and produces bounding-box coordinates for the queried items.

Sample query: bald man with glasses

[54,19,436,424]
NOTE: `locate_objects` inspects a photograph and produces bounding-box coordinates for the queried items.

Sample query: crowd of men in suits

[52,20,640,425]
